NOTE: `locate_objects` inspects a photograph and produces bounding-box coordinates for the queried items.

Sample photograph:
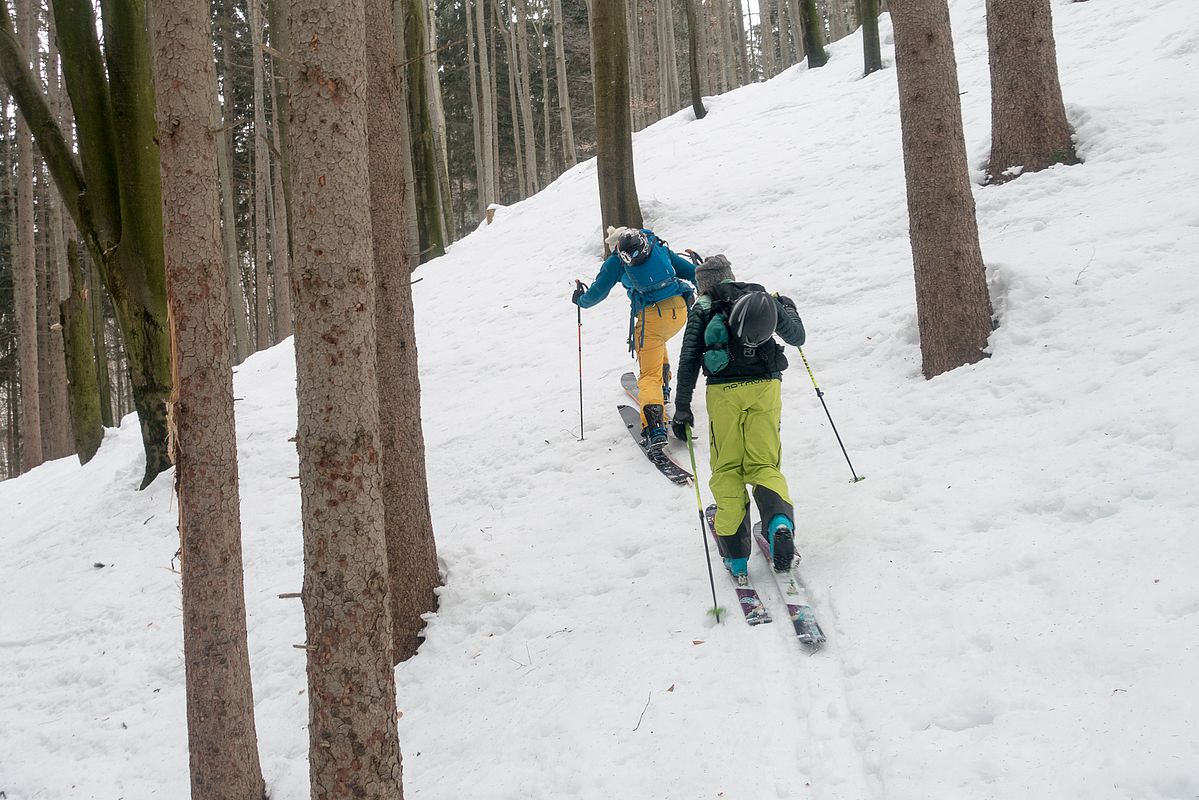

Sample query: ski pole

[684,248,704,266]
[575,281,585,441]
[798,347,864,483]
[685,424,721,623]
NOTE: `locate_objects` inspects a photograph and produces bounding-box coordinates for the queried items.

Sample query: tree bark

[890,0,994,379]
[732,0,750,84]
[592,0,644,234]
[551,0,577,167]
[60,242,103,463]
[626,0,645,130]
[761,0,777,78]
[800,0,829,67]
[686,0,706,118]
[13,0,41,472]
[249,0,272,350]
[425,0,457,242]
[151,1,268,795]
[287,1,406,796]
[367,0,442,667]
[405,0,449,258]
[984,0,1075,184]
[513,0,540,193]
[861,0,883,75]
[267,0,295,338]
[475,0,498,208]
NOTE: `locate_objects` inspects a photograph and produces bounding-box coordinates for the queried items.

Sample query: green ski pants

[707,378,793,538]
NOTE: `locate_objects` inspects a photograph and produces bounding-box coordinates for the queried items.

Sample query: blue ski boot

[766,514,795,572]
[723,557,749,578]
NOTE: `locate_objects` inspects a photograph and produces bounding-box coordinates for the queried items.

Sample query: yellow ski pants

[633,295,687,424]
[707,378,793,537]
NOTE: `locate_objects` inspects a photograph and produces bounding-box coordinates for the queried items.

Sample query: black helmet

[727,292,777,347]
[616,229,652,266]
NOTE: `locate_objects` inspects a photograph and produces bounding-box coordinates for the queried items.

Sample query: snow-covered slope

[4,0,1198,797]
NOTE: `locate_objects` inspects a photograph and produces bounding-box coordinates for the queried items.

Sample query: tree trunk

[715,0,736,91]
[216,1,252,364]
[13,0,41,472]
[404,0,448,259]
[536,12,554,181]
[267,0,295,338]
[800,0,829,67]
[686,0,706,118]
[592,0,644,234]
[496,5,527,198]
[88,254,114,427]
[890,0,994,379]
[551,0,576,167]
[861,0,883,75]
[626,0,645,130]
[761,0,777,78]
[985,0,1075,184]
[287,0,406,796]
[367,0,442,667]
[514,0,540,193]
[249,0,272,350]
[732,0,750,84]
[425,0,457,242]
[60,241,104,463]
[268,108,293,340]
[465,0,486,216]
[150,1,267,795]
[473,0,498,209]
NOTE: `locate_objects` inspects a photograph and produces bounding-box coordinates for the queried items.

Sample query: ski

[616,404,692,486]
[705,504,771,626]
[752,522,826,647]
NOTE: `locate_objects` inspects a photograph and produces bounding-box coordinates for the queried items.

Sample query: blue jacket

[576,232,697,311]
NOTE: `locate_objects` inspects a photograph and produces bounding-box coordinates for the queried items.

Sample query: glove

[571,281,587,305]
[774,293,797,312]
[671,402,694,441]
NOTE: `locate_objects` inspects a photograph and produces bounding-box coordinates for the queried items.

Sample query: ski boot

[641,404,668,451]
[723,556,749,580]
[766,514,795,572]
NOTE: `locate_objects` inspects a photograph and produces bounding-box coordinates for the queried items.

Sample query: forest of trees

[0,0,1079,794]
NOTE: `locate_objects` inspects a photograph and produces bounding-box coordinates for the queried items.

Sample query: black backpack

[700,282,789,379]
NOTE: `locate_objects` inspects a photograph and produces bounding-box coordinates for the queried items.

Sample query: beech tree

[287,0,406,795]
[592,0,643,234]
[985,0,1076,184]
[861,0,883,75]
[0,0,173,488]
[890,0,994,378]
[149,0,266,795]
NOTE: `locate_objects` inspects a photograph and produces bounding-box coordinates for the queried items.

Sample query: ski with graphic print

[616,404,692,486]
[752,522,826,647]
[705,504,771,626]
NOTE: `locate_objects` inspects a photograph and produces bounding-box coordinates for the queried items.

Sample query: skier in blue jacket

[573,227,697,449]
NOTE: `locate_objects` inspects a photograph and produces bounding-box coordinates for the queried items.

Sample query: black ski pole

[798,347,864,483]
[685,425,722,622]
[575,281,585,441]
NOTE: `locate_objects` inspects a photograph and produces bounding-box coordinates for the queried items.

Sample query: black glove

[775,293,797,312]
[571,281,587,305]
[672,402,694,441]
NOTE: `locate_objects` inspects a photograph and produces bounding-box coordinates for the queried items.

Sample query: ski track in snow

[4,0,1199,798]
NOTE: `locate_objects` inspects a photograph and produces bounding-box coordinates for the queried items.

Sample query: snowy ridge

[4,0,1199,797]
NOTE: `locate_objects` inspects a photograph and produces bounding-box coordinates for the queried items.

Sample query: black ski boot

[641,404,668,451]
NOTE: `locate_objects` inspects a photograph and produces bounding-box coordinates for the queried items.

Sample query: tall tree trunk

[761,0,777,78]
[425,0,457,241]
[732,0,750,84]
[592,0,644,234]
[60,242,103,463]
[464,0,487,216]
[551,0,576,167]
[626,0,645,130]
[496,4,527,198]
[861,0,883,75]
[985,0,1075,184]
[715,0,736,91]
[287,0,406,796]
[367,0,442,666]
[536,12,554,181]
[217,0,252,364]
[249,0,271,350]
[686,0,706,118]
[513,0,539,193]
[473,0,498,209]
[267,0,294,337]
[404,0,449,258]
[88,254,114,427]
[890,0,994,379]
[13,0,41,472]
[151,2,268,793]
[799,0,829,67]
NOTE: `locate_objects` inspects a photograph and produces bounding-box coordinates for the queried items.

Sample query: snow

[4,0,1199,797]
